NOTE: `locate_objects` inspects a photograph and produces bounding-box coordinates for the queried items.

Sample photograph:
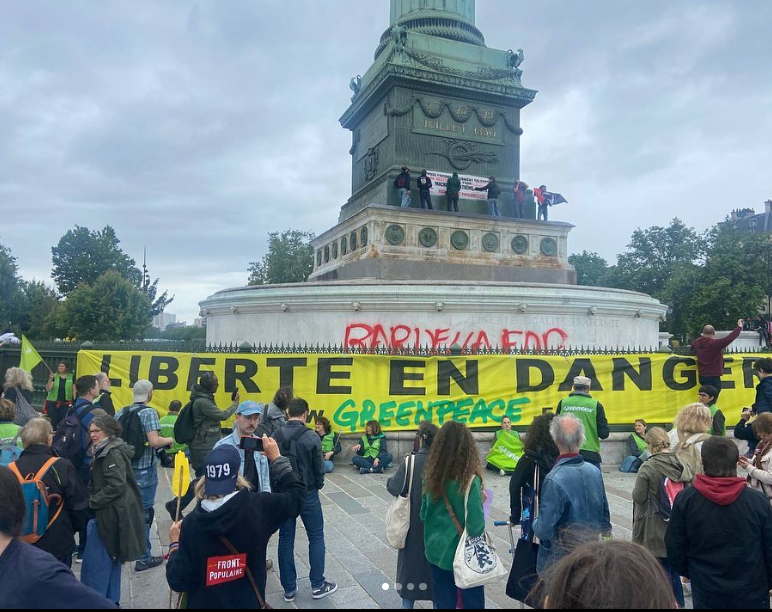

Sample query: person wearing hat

[417,170,434,210]
[394,166,412,208]
[555,376,610,469]
[115,380,174,572]
[213,401,271,494]
[474,176,502,217]
[166,443,306,608]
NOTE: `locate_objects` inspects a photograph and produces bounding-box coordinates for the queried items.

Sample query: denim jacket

[532,454,611,573]
[214,431,271,493]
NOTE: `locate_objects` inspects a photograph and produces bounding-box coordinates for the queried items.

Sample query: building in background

[152,312,177,330]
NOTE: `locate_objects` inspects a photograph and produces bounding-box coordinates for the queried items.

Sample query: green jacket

[420,476,485,571]
[446,175,461,195]
[89,438,146,563]
[321,431,335,454]
[46,374,74,402]
[188,388,239,453]
[0,422,21,446]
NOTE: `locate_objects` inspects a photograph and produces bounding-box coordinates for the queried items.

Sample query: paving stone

[326,492,372,515]
[353,568,404,609]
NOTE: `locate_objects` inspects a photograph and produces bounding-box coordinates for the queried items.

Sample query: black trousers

[447,194,459,212]
[699,375,723,401]
[419,191,433,210]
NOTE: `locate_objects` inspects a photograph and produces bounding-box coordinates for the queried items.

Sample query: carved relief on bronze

[451,230,469,251]
[541,238,558,257]
[429,138,499,171]
[419,227,438,248]
[482,233,500,253]
[385,224,406,245]
[512,235,529,255]
[363,147,380,181]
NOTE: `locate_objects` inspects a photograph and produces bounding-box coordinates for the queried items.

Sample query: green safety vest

[0,422,22,447]
[708,405,726,437]
[321,432,335,454]
[46,374,74,403]
[486,429,524,471]
[559,394,601,453]
[159,414,187,453]
[632,433,648,453]
[362,434,384,460]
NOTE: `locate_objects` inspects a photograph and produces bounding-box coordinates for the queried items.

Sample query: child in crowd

[351,420,392,474]
[158,400,186,468]
[315,416,340,473]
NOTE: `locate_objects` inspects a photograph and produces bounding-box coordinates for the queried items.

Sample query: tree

[52,226,141,295]
[248,230,315,285]
[0,242,24,330]
[17,281,59,338]
[139,253,174,317]
[53,271,152,340]
[568,251,610,287]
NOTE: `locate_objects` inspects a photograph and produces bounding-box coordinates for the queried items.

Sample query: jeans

[487,198,501,217]
[447,195,459,212]
[81,520,122,605]
[419,191,433,210]
[400,188,411,208]
[699,375,723,402]
[538,204,549,221]
[430,564,485,609]
[513,200,524,218]
[278,490,327,593]
[133,465,159,561]
[323,460,335,473]
[352,454,393,472]
[657,558,684,608]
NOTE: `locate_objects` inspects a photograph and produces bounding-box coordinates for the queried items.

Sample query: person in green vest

[620,419,650,473]
[159,400,187,456]
[44,361,75,430]
[315,416,339,474]
[555,375,610,469]
[0,399,22,465]
[351,420,392,474]
[485,416,524,476]
[698,385,726,436]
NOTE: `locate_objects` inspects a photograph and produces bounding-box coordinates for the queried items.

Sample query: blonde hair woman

[3,367,36,424]
[669,403,712,476]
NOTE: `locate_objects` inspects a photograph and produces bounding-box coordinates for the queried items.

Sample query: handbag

[13,391,38,427]
[385,454,414,549]
[445,477,508,589]
[507,464,541,603]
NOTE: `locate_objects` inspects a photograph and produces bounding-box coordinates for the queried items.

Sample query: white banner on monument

[425,170,490,201]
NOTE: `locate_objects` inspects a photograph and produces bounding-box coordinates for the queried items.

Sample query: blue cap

[203,445,240,496]
[236,400,264,417]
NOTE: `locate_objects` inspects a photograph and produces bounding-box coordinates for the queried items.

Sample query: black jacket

[509,448,557,524]
[475,181,501,199]
[94,390,115,416]
[394,171,411,190]
[665,479,772,599]
[3,386,34,407]
[273,421,324,491]
[14,445,89,560]
[166,458,305,607]
[417,175,432,192]
[0,538,116,608]
[755,377,772,415]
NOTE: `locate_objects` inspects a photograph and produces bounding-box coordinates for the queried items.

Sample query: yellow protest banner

[76,350,762,433]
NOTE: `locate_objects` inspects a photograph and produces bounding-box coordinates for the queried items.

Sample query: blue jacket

[754,377,772,415]
[532,454,611,574]
[214,431,271,494]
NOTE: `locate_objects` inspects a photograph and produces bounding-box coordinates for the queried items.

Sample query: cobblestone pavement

[73,463,690,609]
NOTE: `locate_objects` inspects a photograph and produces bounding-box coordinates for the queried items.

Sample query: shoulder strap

[34,457,60,481]
[7,461,23,481]
[443,493,464,537]
[401,454,413,497]
[219,536,267,610]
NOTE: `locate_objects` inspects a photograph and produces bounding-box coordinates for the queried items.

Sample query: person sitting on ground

[739,412,772,505]
[258,387,292,437]
[541,541,676,610]
[754,357,772,415]
[698,385,726,436]
[485,416,524,476]
[351,420,393,474]
[315,417,339,474]
[620,419,649,473]
[668,402,712,476]
[631,427,693,608]
[10,418,88,568]
[166,442,305,608]
[666,436,772,609]
[0,465,116,609]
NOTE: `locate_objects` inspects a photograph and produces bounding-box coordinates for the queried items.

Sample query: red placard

[206,554,247,587]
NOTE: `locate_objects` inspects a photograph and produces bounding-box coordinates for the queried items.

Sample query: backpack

[656,476,685,523]
[674,432,710,476]
[489,183,501,199]
[174,399,197,446]
[275,427,310,479]
[52,404,97,467]
[0,433,22,467]
[7,457,63,543]
[395,174,407,189]
[117,406,148,462]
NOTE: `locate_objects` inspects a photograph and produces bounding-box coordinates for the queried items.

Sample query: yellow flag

[19,336,43,373]
[171,452,191,499]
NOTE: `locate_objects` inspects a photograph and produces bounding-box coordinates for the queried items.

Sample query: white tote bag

[447,477,508,589]
[385,454,414,549]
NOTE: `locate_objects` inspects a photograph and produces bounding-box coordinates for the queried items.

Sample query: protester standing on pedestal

[395,166,411,208]
[474,177,501,217]
[534,185,548,221]
[417,170,433,210]
[446,172,461,213]
[690,319,743,401]
[513,180,528,219]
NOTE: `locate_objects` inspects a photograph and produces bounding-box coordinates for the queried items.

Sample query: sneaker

[75,552,84,564]
[359,467,372,475]
[283,589,298,603]
[312,582,338,600]
[134,556,164,572]
[499,469,507,477]
[373,466,384,474]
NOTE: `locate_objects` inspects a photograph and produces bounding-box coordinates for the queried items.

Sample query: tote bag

[385,454,414,549]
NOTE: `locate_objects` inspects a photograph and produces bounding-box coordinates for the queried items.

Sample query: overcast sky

[2,0,771,323]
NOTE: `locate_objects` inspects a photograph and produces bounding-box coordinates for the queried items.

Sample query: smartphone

[239,437,264,453]
[231,388,239,402]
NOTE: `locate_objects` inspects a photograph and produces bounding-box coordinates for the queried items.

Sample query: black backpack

[275,427,310,479]
[117,406,148,461]
[52,404,97,467]
[174,399,197,445]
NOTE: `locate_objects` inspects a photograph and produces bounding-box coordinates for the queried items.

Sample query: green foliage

[0,242,24,330]
[54,271,152,341]
[248,230,315,285]
[568,251,610,286]
[18,281,60,338]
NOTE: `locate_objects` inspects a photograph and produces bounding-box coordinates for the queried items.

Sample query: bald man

[691,319,744,401]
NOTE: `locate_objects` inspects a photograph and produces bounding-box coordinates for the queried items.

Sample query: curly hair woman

[3,367,34,408]
[420,421,485,609]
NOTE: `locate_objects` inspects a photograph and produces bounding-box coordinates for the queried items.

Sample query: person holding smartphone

[213,401,271,494]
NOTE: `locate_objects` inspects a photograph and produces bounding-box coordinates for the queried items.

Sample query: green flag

[485,429,525,472]
[19,336,43,373]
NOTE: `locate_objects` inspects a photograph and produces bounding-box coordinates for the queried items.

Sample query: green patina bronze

[419,227,438,248]
[482,232,500,253]
[339,0,537,221]
[451,230,469,250]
